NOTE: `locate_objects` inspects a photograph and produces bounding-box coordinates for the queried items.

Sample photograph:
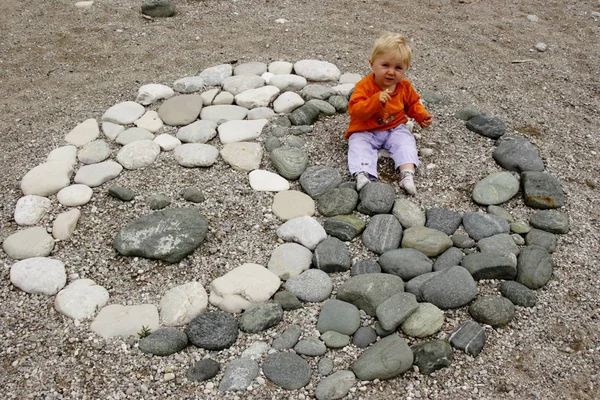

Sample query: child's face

[370,51,408,90]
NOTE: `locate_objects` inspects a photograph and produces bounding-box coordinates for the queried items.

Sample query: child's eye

[396,66,403,70]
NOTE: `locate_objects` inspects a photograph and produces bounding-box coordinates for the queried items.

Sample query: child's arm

[404,85,433,128]
[348,85,384,121]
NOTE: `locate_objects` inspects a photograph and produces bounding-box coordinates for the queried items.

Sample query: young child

[345,32,433,195]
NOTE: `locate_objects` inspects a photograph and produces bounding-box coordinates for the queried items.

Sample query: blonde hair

[369,32,412,67]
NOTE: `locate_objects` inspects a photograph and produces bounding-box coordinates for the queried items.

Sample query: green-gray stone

[270,147,308,180]
[472,171,519,205]
[516,245,554,289]
[401,226,452,257]
[411,340,453,374]
[323,215,365,241]
[525,228,557,252]
[320,331,351,348]
[351,334,413,380]
[469,296,515,327]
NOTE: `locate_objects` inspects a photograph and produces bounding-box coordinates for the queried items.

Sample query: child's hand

[420,115,433,128]
[379,89,392,105]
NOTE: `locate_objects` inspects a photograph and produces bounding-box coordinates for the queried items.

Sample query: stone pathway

[2,59,569,396]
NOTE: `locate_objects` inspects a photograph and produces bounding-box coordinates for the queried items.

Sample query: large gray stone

[113,208,208,263]
[357,182,395,215]
[238,301,283,333]
[425,207,462,235]
[462,212,510,241]
[218,358,259,392]
[379,248,433,281]
[493,135,544,172]
[351,334,413,380]
[270,147,308,180]
[469,296,515,327]
[401,226,452,257]
[139,327,188,356]
[336,273,404,316]
[472,171,520,205]
[262,352,311,390]
[315,370,356,400]
[299,166,342,199]
[187,311,238,350]
[448,321,485,357]
[529,210,569,234]
[516,245,554,289]
[317,299,361,335]
[362,214,403,255]
[521,171,565,209]
[461,252,517,280]
[317,188,358,217]
[420,266,478,309]
[465,114,506,139]
[411,340,453,374]
[313,237,351,273]
[158,95,203,126]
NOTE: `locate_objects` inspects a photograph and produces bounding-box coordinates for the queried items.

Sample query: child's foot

[355,172,370,191]
[399,170,417,195]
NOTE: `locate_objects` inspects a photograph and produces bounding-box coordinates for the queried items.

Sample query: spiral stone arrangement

[3,59,568,397]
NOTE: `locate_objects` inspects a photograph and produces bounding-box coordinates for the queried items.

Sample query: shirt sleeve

[348,81,383,121]
[403,82,431,124]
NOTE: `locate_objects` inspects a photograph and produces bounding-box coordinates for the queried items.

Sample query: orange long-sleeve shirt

[345,73,431,139]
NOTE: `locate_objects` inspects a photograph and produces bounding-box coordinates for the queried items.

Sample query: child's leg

[385,125,419,195]
[384,125,419,171]
[347,132,380,179]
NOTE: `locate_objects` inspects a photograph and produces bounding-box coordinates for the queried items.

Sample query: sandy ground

[1,0,599,399]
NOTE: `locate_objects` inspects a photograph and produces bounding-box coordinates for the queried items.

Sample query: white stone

[269,74,308,91]
[535,42,548,52]
[272,190,316,221]
[160,282,208,326]
[273,92,305,114]
[176,120,218,143]
[115,127,154,145]
[199,64,233,86]
[21,161,73,196]
[173,143,219,167]
[174,76,206,93]
[209,263,281,313]
[200,105,248,123]
[261,72,274,84]
[332,83,356,98]
[52,209,81,240]
[293,60,341,82]
[248,170,290,191]
[276,216,327,250]
[134,110,164,133]
[527,14,539,22]
[101,121,124,141]
[154,134,181,151]
[241,342,271,360]
[135,84,174,105]
[47,145,77,166]
[268,61,294,75]
[339,73,362,84]
[220,142,263,172]
[200,88,234,106]
[218,119,269,144]
[14,195,52,226]
[54,279,109,319]
[234,62,268,76]
[101,101,146,124]
[222,75,265,96]
[56,184,93,207]
[74,160,123,187]
[247,107,275,120]
[77,140,111,164]
[90,304,159,339]
[75,1,94,9]
[10,257,66,295]
[234,86,280,109]
[65,118,99,147]
[3,227,55,260]
[116,141,161,170]
[267,243,313,279]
